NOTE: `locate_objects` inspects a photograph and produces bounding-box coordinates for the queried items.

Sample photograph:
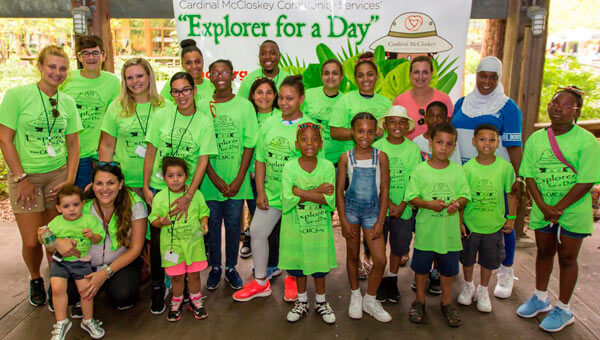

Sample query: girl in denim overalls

[336,112,391,322]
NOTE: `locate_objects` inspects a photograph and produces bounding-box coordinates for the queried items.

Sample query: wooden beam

[144,19,153,57]
[501,0,527,100]
[89,0,114,72]
[482,19,507,60]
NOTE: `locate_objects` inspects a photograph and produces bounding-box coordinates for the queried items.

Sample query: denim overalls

[344,147,380,229]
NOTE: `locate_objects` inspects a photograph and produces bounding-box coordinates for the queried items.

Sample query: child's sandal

[441,304,461,327]
[408,300,425,324]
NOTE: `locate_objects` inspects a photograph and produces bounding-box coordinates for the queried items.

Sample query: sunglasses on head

[417,108,425,126]
[298,122,321,131]
[96,161,120,168]
[48,98,60,118]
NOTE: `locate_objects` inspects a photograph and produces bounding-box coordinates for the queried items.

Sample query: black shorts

[460,227,506,270]
[50,259,93,280]
[383,215,413,256]
[287,270,328,278]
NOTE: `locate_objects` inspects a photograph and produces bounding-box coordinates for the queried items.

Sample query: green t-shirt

[329,90,392,153]
[463,157,515,234]
[60,70,120,158]
[145,105,218,190]
[148,189,210,267]
[101,100,171,187]
[0,84,83,173]
[255,114,314,209]
[302,87,346,164]
[373,137,422,219]
[520,126,600,234]
[198,96,259,201]
[279,157,337,274]
[236,68,290,101]
[404,161,471,253]
[249,108,281,174]
[48,213,105,262]
[160,79,214,104]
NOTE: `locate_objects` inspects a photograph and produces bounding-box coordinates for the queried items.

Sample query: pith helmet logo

[370,12,452,54]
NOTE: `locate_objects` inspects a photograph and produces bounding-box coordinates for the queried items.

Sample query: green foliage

[539,55,600,122]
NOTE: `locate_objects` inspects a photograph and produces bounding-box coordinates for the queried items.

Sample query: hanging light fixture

[72,4,92,35]
[526,1,547,36]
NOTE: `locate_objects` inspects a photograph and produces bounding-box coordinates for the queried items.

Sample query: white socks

[534,289,548,302]
[556,300,571,313]
[351,288,361,297]
[315,293,326,303]
[256,278,267,286]
[363,293,376,302]
[387,272,398,278]
[297,292,308,303]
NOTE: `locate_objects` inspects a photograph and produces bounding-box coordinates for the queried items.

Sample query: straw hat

[369,12,452,53]
[377,105,415,131]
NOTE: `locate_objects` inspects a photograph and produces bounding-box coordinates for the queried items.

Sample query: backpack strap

[547,127,577,175]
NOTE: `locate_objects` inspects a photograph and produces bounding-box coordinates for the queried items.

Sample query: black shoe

[150,283,166,314]
[376,277,389,302]
[387,277,401,304]
[167,301,184,322]
[70,302,83,319]
[428,269,442,295]
[47,286,55,312]
[240,230,252,258]
[189,296,208,319]
[29,278,46,307]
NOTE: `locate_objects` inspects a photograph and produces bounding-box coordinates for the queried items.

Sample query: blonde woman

[0,45,82,307]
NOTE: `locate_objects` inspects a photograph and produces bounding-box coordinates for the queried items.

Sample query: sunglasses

[298,122,321,131]
[96,161,120,168]
[417,108,425,125]
[557,86,584,98]
[48,98,60,118]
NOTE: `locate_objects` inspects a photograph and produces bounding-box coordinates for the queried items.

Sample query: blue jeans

[206,199,244,268]
[75,157,94,190]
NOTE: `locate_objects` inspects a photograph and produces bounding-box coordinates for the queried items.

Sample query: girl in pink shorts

[149,156,210,322]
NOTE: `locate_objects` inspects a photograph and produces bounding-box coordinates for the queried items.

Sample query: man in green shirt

[236,40,290,100]
[60,36,120,189]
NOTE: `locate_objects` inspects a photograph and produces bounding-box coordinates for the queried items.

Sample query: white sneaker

[457,282,476,306]
[494,266,514,299]
[80,318,105,339]
[316,301,336,324]
[475,286,492,313]
[50,319,72,340]
[286,300,309,322]
[362,297,392,323]
[348,293,363,319]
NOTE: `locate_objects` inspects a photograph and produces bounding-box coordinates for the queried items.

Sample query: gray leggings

[250,206,282,279]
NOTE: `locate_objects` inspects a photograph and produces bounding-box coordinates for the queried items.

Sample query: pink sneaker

[284,276,298,302]
[232,279,272,302]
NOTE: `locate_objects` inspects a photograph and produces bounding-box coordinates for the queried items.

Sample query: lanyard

[36,85,58,143]
[170,107,195,156]
[167,190,175,250]
[134,103,152,136]
[94,199,112,265]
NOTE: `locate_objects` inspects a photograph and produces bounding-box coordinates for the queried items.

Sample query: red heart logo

[405,15,423,31]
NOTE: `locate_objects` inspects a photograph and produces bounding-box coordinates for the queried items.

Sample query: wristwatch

[13,173,28,183]
[516,176,525,183]
[105,266,115,279]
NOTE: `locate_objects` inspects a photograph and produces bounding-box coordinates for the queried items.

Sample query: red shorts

[164,261,208,276]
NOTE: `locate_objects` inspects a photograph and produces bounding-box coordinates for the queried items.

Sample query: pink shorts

[165,261,208,276]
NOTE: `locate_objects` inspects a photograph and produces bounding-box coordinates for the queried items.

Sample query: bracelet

[516,176,525,183]
[105,266,115,279]
[506,215,517,220]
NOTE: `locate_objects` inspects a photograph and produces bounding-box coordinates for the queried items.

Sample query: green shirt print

[0,84,83,173]
[463,157,515,234]
[60,70,120,158]
[520,126,600,234]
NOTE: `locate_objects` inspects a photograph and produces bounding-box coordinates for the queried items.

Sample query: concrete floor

[0,221,599,340]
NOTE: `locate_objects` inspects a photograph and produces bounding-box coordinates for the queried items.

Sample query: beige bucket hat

[377,105,415,131]
[369,12,453,53]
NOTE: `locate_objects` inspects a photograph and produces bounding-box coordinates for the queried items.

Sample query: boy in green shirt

[60,36,120,189]
[405,123,470,327]
[457,124,516,313]
[373,106,421,303]
[40,185,105,339]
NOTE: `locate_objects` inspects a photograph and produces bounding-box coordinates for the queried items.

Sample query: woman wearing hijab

[452,56,523,300]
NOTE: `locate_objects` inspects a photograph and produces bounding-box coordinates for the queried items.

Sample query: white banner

[173,0,472,100]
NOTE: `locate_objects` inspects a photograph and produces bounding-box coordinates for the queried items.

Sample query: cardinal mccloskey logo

[370,12,452,55]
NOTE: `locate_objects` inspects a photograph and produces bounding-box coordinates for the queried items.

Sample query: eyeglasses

[96,161,120,167]
[548,102,580,111]
[170,87,194,97]
[79,51,103,57]
[557,86,584,98]
[211,70,230,78]
[417,108,425,125]
[298,123,322,131]
[48,98,60,118]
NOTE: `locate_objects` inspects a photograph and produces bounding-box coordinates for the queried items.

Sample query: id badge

[156,172,164,180]
[47,144,57,157]
[164,250,179,263]
[135,145,147,158]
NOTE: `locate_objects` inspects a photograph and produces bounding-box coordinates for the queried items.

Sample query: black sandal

[409,300,425,324]
[441,304,461,327]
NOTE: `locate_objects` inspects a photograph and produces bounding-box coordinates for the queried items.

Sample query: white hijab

[462,56,510,118]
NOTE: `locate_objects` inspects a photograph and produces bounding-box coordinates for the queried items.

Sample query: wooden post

[70,0,114,72]
[144,19,153,57]
[502,0,527,99]
[482,19,506,60]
